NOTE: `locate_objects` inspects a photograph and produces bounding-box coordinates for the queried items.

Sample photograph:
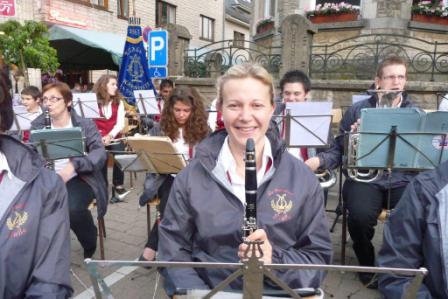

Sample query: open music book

[356,108,448,170]
[116,136,187,174]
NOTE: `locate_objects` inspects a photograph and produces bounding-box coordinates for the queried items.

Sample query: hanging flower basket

[256,19,274,34]
[412,13,448,25]
[309,12,359,23]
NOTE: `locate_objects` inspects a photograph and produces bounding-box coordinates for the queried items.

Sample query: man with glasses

[306,56,417,288]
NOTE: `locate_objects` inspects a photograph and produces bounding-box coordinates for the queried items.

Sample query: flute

[242,138,257,240]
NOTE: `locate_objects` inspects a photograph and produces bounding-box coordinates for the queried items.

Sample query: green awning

[48,25,126,70]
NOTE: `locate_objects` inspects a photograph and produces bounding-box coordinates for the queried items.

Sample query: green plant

[0,20,59,85]
[306,2,360,17]
[412,1,448,18]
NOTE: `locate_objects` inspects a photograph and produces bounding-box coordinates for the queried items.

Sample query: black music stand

[134,90,159,115]
[10,105,39,132]
[72,93,102,119]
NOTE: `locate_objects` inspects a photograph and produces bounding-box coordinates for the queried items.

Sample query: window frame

[117,0,129,18]
[156,0,177,27]
[233,31,245,47]
[200,14,215,42]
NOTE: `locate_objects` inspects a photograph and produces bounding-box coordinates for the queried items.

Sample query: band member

[93,74,129,203]
[306,56,417,288]
[139,86,209,263]
[31,82,108,259]
[377,159,448,298]
[20,86,42,142]
[0,70,73,297]
[158,64,332,296]
[152,79,174,122]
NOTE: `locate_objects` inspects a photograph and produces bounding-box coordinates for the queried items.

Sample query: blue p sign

[148,30,168,66]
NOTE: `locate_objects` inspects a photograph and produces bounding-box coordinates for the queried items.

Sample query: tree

[0,20,59,86]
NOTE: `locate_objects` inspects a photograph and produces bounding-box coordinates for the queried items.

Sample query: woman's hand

[238,229,272,264]
[350,118,361,133]
[57,162,76,183]
[102,134,112,146]
[305,157,320,172]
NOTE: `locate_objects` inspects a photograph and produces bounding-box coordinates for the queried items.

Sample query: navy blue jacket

[158,129,332,295]
[378,160,448,299]
[317,92,417,189]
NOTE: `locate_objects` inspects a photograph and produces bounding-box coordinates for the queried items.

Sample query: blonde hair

[216,64,275,108]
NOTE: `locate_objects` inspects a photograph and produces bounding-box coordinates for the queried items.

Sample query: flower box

[309,12,359,23]
[256,20,274,34]
[412,13,448,26]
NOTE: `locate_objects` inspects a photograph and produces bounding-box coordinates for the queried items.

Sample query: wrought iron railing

[310,33,448,81]
[184,40,281,78]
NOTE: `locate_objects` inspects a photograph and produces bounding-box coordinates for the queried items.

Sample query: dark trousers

[343,180,406,266]
[67,176,97,252]
[102,141,125,187]
[145,175,174,251]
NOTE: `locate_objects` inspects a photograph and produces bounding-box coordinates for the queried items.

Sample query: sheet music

[133,90,159,115]
[285,101,333,147]
[10,105,41,131]
[72,93,101,118]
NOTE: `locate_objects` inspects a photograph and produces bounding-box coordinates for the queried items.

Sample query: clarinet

[44,107,55,170]
[242,138,257,240]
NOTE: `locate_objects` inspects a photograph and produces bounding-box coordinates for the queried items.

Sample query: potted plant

[256,17,274,34]
[306,2,360,23]
[411,0,448,25]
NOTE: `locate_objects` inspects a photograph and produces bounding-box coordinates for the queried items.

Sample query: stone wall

[176,78,448,110]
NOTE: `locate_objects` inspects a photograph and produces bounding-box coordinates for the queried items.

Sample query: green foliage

[0,20,59,75]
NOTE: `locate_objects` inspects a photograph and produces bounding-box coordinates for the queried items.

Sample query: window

[117,0,129,18]
[73,0,108,9]
[200,15,214,41]
[233,31,245,47]
[156,1,176,27]
[263,0,275,18]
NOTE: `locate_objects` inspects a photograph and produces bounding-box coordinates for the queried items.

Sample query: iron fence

[184,40,281,78]
[310,33,448,81]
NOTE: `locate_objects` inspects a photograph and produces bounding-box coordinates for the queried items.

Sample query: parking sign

[148,30,168,66]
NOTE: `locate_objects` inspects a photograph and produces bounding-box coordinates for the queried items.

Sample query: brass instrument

[346,132,384,183]
[315,169,337,189]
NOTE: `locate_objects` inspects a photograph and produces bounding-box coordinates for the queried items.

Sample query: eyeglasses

[42,96,64,103]
[382,75,406,81]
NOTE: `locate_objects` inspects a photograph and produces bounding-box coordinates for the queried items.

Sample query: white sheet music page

[133,90,159,115]
[352,94,371,104]
[72,93,101,118]
[285,101,333,147]
[10,105,39,131]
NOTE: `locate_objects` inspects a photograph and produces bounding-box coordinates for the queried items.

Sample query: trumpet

[346,133,383,183]
[315,169,337,189]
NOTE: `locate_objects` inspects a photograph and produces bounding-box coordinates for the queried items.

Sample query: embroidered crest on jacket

[7,211,28,238]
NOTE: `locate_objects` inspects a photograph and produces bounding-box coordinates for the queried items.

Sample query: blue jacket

[378,160,448,299]
[158,129,332,295]
[0,135,72,298]
[317,92,417,189]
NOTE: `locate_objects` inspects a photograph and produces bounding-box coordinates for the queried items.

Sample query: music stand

[348,108,448,172]
[133,90,159,115]
[115,136,187,174]
[29,128,86,161]
[10,105,40,131]
[282,101,333,148]
[72,93,102,119]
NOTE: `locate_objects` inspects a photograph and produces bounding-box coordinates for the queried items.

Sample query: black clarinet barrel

[242,138,257,239]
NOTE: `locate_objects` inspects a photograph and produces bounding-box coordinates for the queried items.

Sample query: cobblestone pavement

[70,171,383,299]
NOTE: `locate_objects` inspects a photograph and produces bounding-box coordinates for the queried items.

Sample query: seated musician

[0,69,72,297]
[158,64,332,296]
[93,74,129,203]
[377,159,448,299]
[306,56,417,288]
[19,86,42,142]
[138,86,209,263]
[31,82,108,259]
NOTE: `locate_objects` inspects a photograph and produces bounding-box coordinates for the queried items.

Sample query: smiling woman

[157,64,332,296]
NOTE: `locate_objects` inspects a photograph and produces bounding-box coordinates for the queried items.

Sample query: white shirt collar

[217,136,274,204]
[0,151,13,180]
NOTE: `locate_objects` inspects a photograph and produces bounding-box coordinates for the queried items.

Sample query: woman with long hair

[139,86,209,262]
[93,74,129,202]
